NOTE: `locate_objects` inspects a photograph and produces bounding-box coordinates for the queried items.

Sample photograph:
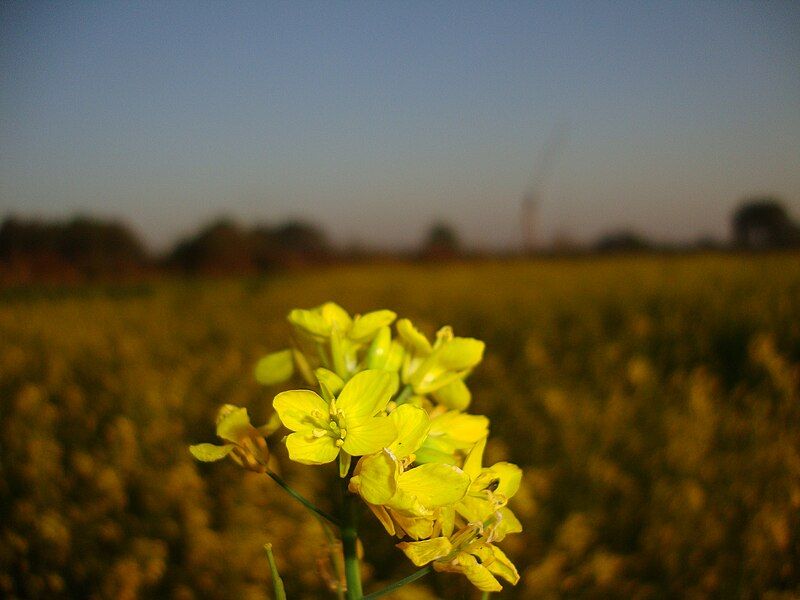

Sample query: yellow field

[2,254,799,599]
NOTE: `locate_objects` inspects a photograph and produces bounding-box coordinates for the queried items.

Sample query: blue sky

[2,1,799,250]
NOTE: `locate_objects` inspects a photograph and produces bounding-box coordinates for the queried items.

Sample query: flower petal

[342,416,397,456]
[285,431,340,464]
[350,450,399,505]
[397,463,470,508]
[216,407,252,443]
[349,310,397,342]
[397,537,452,566]
[490,462,522,499]
[315,368,344,397]
[288,308,331,339]
[272,390,328,432]
[456,552,503,592]
[337,370,399,421]
[484,544,520,585]
[320,302,353,331]
[432,377,472,410]
[396,319,432,355]
[389,404,430,458]
[189,443,236,462]
[462,438,486,479]
[438,338,485,370]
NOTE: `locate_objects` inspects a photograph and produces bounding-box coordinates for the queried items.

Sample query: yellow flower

[288,302,397,378]
[349,405,471,538]
[396,319,484,402]
[456,438,523,541]
[414,408,489,465]
[273,370,399,468]
[189,405,277,472]
[398,523,520,592]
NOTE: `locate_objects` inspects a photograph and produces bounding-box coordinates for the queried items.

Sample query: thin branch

[362,566,433,599]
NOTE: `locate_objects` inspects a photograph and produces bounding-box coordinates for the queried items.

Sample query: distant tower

[520,123,569,254]
[521,191,538,253]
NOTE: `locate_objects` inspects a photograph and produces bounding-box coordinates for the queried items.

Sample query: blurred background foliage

[1,254,799,598]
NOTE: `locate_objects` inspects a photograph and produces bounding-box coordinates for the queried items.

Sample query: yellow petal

[366,502,396,536]
[285,431,339,464]
[492,507,523,541]
[391,511,434,540]
[350,451,399,505]
[216,407,252,443]
[438,505,456,538]
[432,377,472,410]
[273,390,327,431]
[315,368,344,397]
[462,438,486,479]
[288,308,331,339]
[337,370,399,421]
[342,416,397,456]
[397,463,470,508]
[490,462,522,499]
[397,537,452,566]
[455,552,503,592]
[438,338,485,370]
[320,302,353,331]
[349,310,397,343]
[484,544,520,585]
[389,404,430,458]
[396,319,432,354]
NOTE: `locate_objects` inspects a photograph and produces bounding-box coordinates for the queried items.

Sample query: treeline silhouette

[1,197,797,283]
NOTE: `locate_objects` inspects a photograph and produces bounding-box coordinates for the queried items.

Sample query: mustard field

[2,254,799,599]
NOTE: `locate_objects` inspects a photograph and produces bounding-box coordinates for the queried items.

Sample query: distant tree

[169,218,257,274]
[595,230,652,253]
[270,221,331,265]
[421,222,461,260]
[0,215,148,281]
[732,197,799,249]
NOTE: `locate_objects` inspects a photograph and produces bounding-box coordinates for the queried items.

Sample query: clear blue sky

[2,1,799,250]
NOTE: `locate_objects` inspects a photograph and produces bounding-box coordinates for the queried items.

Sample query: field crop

[1,254,799,599]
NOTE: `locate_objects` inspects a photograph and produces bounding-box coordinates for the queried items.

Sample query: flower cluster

[192,302,521,593]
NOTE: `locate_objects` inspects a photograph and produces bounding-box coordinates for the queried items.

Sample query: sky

[1,1,799,251]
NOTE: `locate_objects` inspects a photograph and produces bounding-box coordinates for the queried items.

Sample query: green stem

[362,566,433,599]
[265,469,341,527]
[341,482,363,599]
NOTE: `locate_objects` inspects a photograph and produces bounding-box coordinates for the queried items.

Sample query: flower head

[273,369,399,472]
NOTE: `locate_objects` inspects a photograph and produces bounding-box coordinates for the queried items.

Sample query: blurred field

[2,254,799,599]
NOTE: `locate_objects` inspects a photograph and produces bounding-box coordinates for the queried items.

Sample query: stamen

[335,439,344,447]
[312,428,326,438]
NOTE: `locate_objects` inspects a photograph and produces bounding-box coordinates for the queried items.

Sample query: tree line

[1,196,797,283]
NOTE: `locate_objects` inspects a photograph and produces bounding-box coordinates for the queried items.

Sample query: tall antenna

[521,123,569,253]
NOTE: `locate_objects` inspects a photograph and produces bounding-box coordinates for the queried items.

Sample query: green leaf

[189,443,235,462]
[255,349,294,385]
